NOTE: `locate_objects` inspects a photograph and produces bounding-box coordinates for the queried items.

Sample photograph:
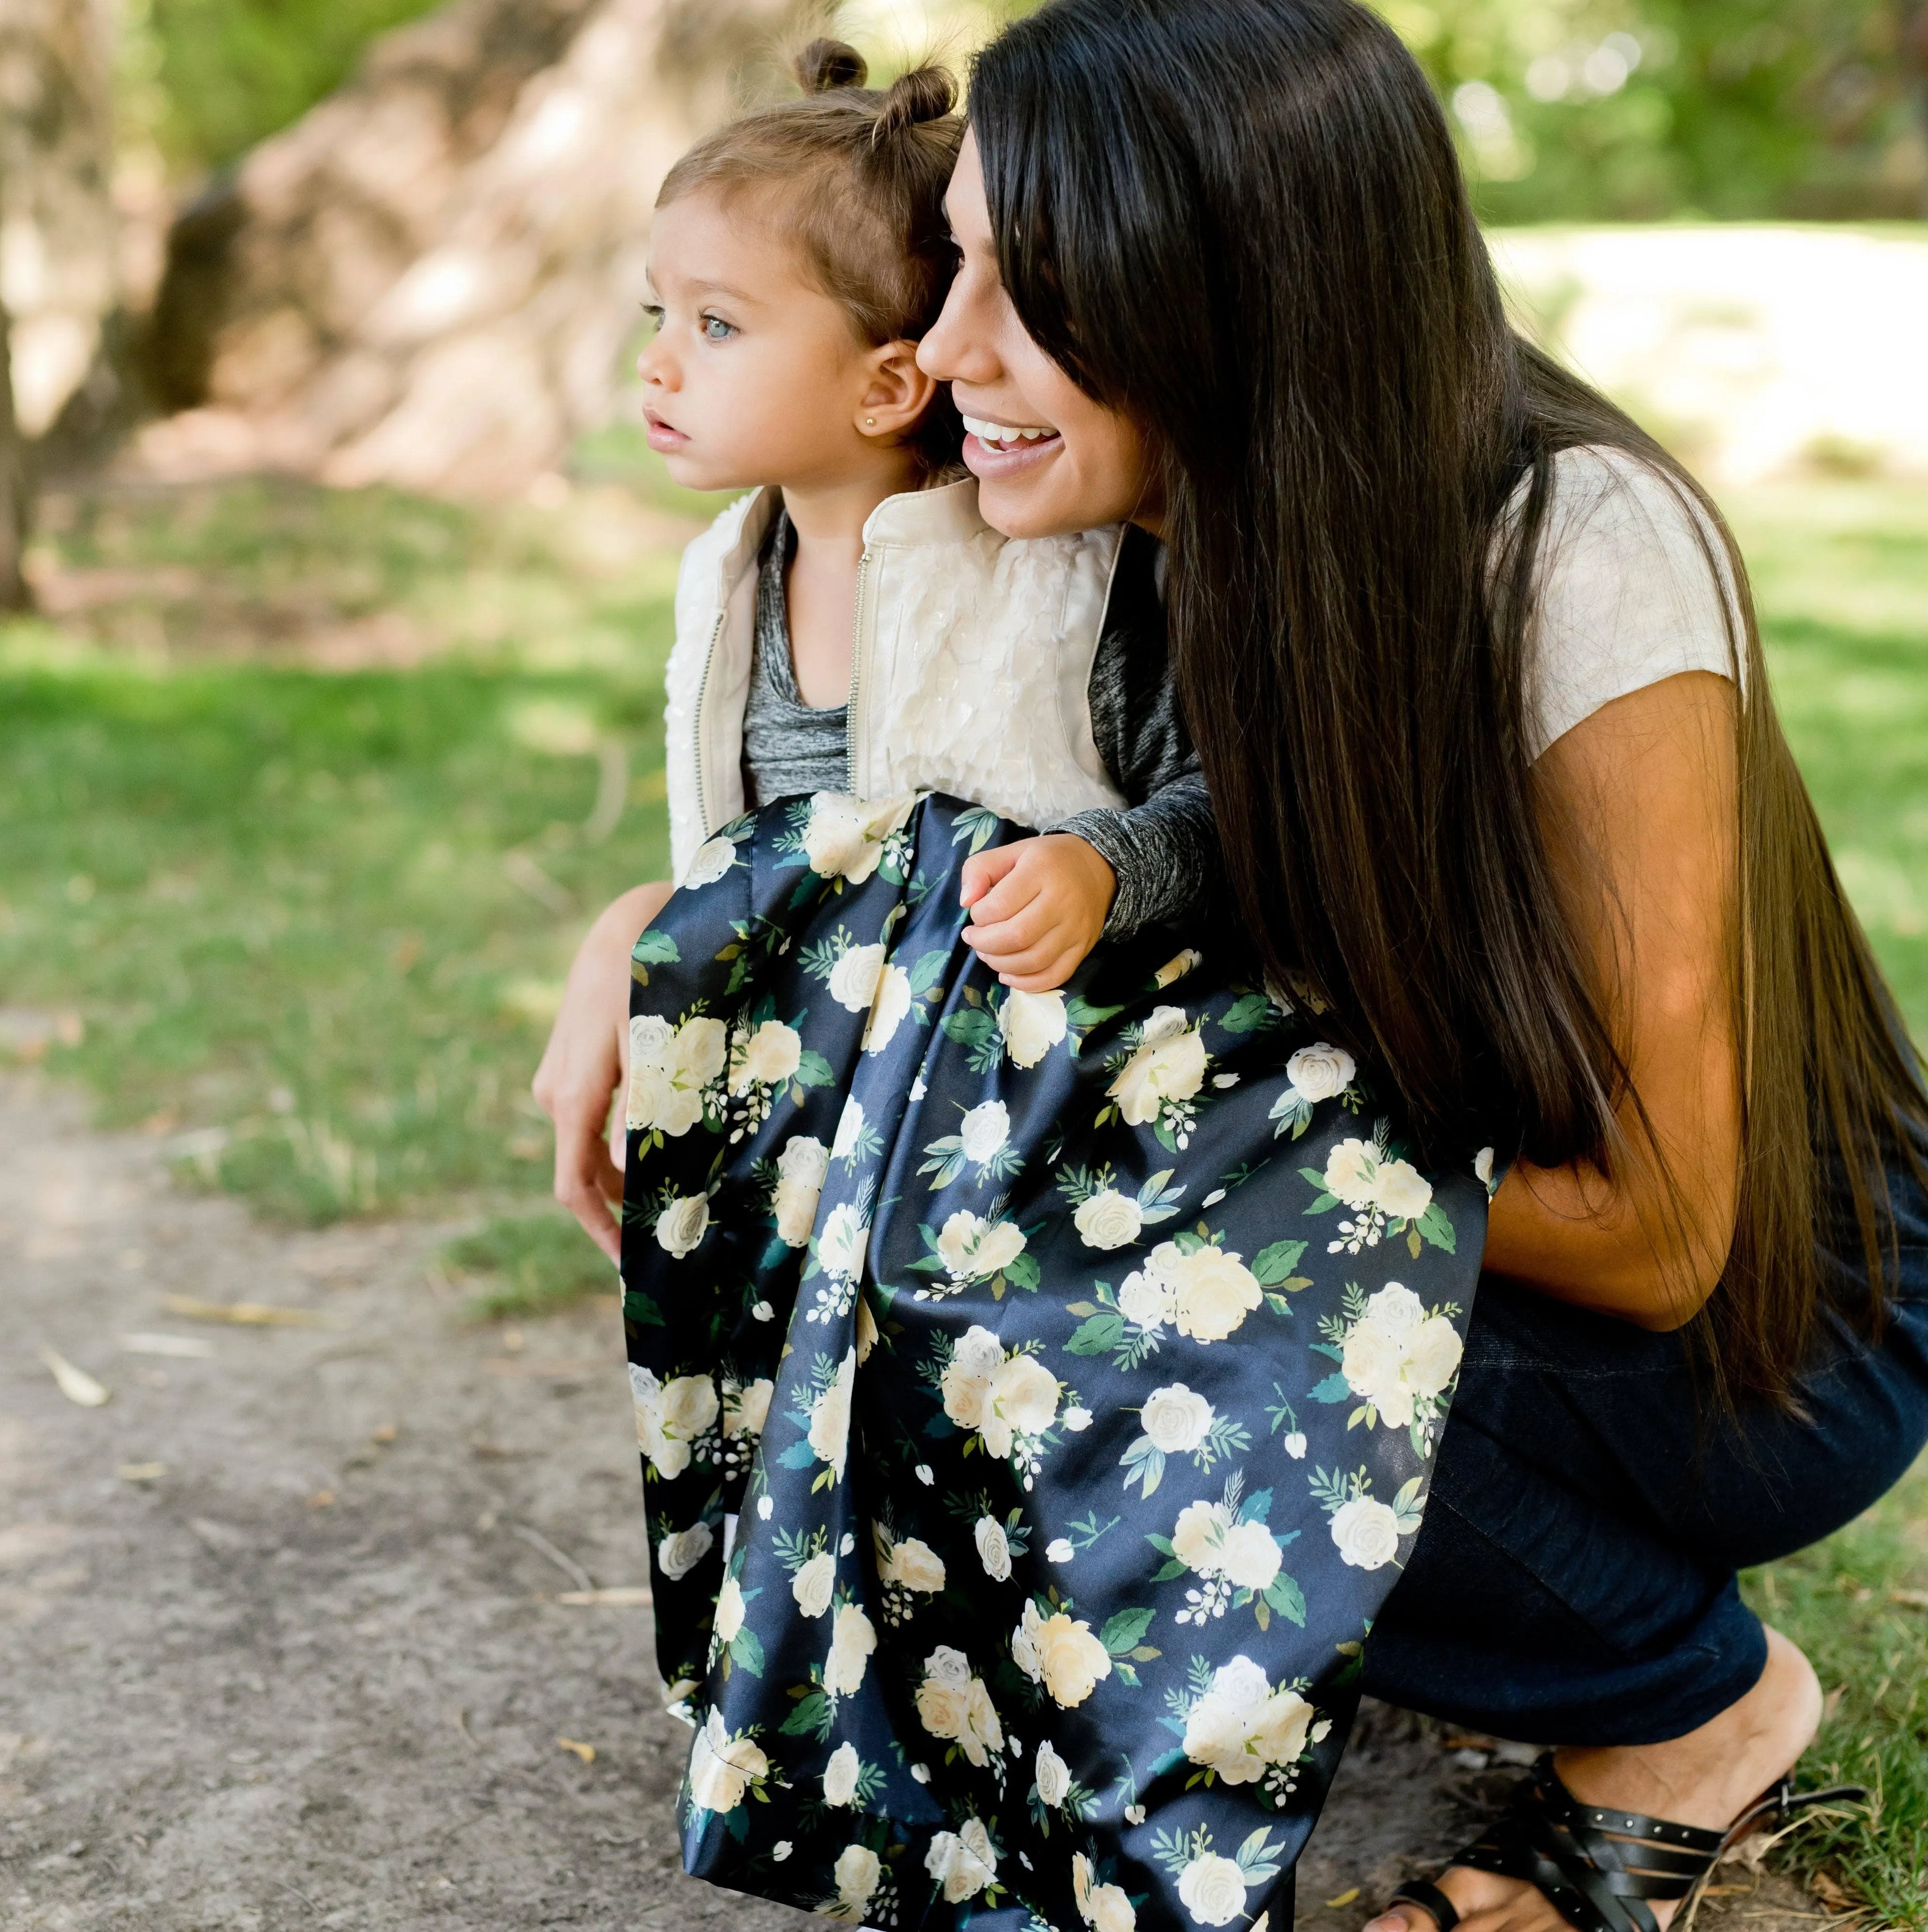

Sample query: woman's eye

[702,313,736,342]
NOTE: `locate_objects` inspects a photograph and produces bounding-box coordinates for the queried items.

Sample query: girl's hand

[960,834,1115,991]
[531,881,672,1262]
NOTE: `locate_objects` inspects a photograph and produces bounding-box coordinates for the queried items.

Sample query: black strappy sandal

[1384,1752,1866,1932]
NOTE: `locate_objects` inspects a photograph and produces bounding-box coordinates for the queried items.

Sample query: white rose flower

[822,1739,860,1806]
[1217,1519,1283,1591]
[974,1515,1012,1582]
[827,942,886,1014]
[713,1575,746,1643]
[1088,1881,1138,1932]
[855,1291,879,1363]
[1283,1430,1308,1459]
[807,1350,856,1480]
[1177,1852,1250,1927]
[682,835,737,888]
[1183,1659,1268,1783]
[1475,1145,1495,1186]
[661,1373,719,1439]
[981,1353,1060,1458]
[655,1192,710,1259]
[834,1843,880,1912]
[801,792,914,883]
[771,1134,829,1247]
[1034,1739,1071,1807]
[1012,1601,1112,1707]
[1153,949,1202,989]
[628,1013,725,1135]
[959,1677,1004,1766]
[884,1538,946,1593]
[999,988,1068,1067]
[831,1096,866,1160]
[1286,1040,1356,1102]
[924,1644,971,1689]
[1063,1405,1093,1431]
[731,1019,802,1094]
[1342,1320,1410,1423]
[939,1326,1004,1432]
[1365,1282,1425,1332]
[925,1817,996,1903]
[914,1674,967,1741]
[1375,1158,1433,1222]
[1166,1244,1264,1343]
[1323,1138,1382,1210]
[958,1099,1011,1165]
[1171,1499,1231,1574]
[817,1202,870,1285]
[1107,1017,1208,1125]
[756,1494,773,1519]
[1404,1313,1464,1399]
[936,1210,1026,1282]
[657,1520,713,1580]
[722,1377,773,1440]
[792,1550,836,1618]
[861,962,912,1053]
[823,1601,877,1694]
[1330,1493,1403,1570]
[1045,1537,1074,1563]
[1140,1382,1214,1454]
[1118,1267,1176,1330]
[687,1708,766,1815]
[1074,1188,1144,1250]
[1248,1686,1315,1768]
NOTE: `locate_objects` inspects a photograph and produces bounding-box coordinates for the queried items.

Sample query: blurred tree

[1374,0,1927,219]
[136,0,443,175]
[0,297,26,609]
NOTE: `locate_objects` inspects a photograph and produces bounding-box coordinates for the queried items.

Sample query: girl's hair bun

[793,37,868,93]
[876,64,958,138]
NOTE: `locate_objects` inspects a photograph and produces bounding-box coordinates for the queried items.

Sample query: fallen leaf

[1809,1870,1851,1908]
[371,1423,398,1443]
[40,1347,110,1407]
[556,1737,596,1764]
[1324,1890,1360,1909]
[307,1489,335,1508]
[1822,1685,1845,1724]
[161,1294,342,1329]
[1889,1588,1928,1608]
[118,1462,169,1482]
[556,1587,653,1607]
[118,1332,216,1359]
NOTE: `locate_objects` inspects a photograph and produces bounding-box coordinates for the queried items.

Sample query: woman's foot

[1364,1626,1823,1932]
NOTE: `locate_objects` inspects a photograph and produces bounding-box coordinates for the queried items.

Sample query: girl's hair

[971,0,1928,1404]
[658,39,963,477]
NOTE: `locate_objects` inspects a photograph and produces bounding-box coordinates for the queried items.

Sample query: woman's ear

[855,340,938,440]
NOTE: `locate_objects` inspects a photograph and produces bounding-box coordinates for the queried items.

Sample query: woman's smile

[958,410,1063,475]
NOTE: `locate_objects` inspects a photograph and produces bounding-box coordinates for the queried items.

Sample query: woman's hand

[960,834,1116,991]
[531,880,673,1262]
[1484,671,1742,1330]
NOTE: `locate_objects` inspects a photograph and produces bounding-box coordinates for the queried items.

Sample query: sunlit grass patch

[445,1210,617,1320]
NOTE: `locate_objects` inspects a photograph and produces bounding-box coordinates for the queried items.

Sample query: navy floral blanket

[620,792,1490,1932]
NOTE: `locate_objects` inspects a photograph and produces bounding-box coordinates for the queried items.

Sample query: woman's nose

[918,283,996,388]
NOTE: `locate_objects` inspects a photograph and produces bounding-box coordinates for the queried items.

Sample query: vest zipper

[843,544,876,797]
[691,610,726,838]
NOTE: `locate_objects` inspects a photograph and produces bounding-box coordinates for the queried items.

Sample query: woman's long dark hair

[971,0,1927,1400]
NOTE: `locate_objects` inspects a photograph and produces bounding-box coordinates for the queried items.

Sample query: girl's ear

[855,340,938,440]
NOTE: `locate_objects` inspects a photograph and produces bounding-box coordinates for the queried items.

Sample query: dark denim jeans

[1361,1150,1928,1745]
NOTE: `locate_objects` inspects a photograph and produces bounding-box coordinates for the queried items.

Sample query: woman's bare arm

[532,880,673,1262]
[1483,670,1742,1330]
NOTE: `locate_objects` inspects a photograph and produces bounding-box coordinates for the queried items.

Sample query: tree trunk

[146,0,807,498]
[0,296,28,609]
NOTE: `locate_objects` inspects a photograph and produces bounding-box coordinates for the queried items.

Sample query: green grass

[443,1209,621,1320]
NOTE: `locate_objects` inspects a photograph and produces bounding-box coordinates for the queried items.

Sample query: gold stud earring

[864,416,876,427]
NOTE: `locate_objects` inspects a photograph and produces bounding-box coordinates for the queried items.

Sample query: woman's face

[918,132,1161,540]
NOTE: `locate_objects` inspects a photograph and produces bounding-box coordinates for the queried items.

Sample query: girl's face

[919,133,1162,540]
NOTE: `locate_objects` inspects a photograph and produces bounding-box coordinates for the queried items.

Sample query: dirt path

[0,1074,1819,1930]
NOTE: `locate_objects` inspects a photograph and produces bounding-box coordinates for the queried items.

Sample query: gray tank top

[741,510,850,805]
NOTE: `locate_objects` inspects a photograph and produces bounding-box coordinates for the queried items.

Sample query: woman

[539,1,1928,1925]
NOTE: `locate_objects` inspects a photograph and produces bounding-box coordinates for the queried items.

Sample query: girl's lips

[961,430,1063,479]
[644,415,688,453]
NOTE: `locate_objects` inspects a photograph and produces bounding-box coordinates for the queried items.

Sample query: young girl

[654,37,1218,966]
[535,40,1216,1256]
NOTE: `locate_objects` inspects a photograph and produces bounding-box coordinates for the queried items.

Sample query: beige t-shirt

[1521,445,1746,762]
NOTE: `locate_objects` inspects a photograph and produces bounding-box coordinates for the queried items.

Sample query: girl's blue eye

[702,314,736,342]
